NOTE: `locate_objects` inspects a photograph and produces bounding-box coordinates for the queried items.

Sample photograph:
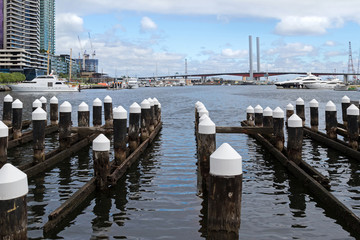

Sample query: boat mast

[69,48,72,82]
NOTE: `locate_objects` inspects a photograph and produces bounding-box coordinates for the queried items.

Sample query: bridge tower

[348,41,356,81]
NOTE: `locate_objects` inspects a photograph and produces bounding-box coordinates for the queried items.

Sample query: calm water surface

[1,85,360,239]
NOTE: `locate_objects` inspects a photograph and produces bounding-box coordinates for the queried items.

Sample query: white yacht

[126,78,139,89]
[275,76,305,88]
[8,74,79,92]
[304,78,342,89]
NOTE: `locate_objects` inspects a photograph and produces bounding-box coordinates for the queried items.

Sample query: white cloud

[221,48,247,58]
[140,17,157,31]
[56,13,84,35]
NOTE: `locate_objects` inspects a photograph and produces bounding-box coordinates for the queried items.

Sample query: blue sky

[55,0,360,79]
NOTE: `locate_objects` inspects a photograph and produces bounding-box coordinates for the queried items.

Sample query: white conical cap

[114,106,127,119]
[0,163,28,200]
[32,107,47,121]
[273,107,284,118]
[254,105,263,113]
[246,105,254,113]
[104,95,112,103]
[286,103,294,111]
[325,101,336,111]
[50,96,58,104]
[60,101,72,112]
[199,114,209,123]
[147,98,154,106]
[93,98,102,106]
[263,107,273,117]
[39,96,47,104]
[141,99,151,109]
[195,101,204,110]
[129,102,141,113]
[92,134,110,151]
[4,94,12,102]
[296,97,304,105]
[153,98,160,105]
[309,99,318,108]
[0,121,8,137]
[158,103,161,109]
[347,104,359,116]
[32,99,42,108]
[12,99,23,109]
[78,102,89,112]
[210,143,242,176]
[288,114,302,128]
[342,95,350,103]
[198,117,215,134]
[198,107,209,117]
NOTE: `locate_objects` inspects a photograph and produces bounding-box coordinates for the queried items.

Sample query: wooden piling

[40,96,47,112]
[113,106,127,165]
[325,101,337,140]
[32,99,42,112]
[129,102,141,152]
[296,97,305,126]
[286,103,294,127]
[341,95,350,128]
[104,95,113,128]
[0,121,8,168]
[158,102,162,122]
[50,96,58,125]
[92,134,110,190]
[346,104,359,150]
[32,108,47,163]
[195,101,204,133]
[254,105,263,127]
[246,105,255,126]
[287,114,303,165]
[12,99,23,140]
[153,98,160,126]
[198,117,216,191]
[309,99,319,132]
[148,98,155,133]
[2,94,13,126]
[273,107,285,152]
[59,101,72,150]
[140,99,151,142]
[93,98,102,127]
[0,163,28,240]
[208,143,242,239]
[263,107,273,128]
[78,102,90,127]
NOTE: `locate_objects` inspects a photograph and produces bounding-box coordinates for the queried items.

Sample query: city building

[40,0,55,55]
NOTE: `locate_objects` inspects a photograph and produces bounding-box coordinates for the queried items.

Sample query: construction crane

[77,35,86,71]
[88,32,96,59]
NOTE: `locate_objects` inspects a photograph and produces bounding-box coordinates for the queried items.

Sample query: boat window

[48,82,53,87]
[55,82,63,85]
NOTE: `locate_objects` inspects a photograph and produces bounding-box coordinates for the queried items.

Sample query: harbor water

[2,85,360,239]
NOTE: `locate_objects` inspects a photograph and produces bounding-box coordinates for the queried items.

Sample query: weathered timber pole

[12,99,23,140]
[32,108,47,163]
[287,114,303,165]
[39,96,47,112]
[342,95,351,128]
[78,102,90,127]
[158,102,162,123]
[50,96,58,125]
[0,163,28,240]
[93,98,102,127]
[140,99,151,142]
[129,102,141,152]
[153,98,160,126]
[113,106,127,165]
[104,95,113,128]
[254,104,263,127]
[296,97,305,126]
[59,101,72,150]
[273,107,285,152]
[92,134,110,190]
[286,103,294,128]
[198,117,216,191]
[2,94,13,126]
[246,105,255,126]
[347,104,359,150]
[263,107,273,128]
[208,143,242,239]
[0,121,8,168]
[309,99,319,132]
[148,98,155,133]
[325,101,337,140]
[32,99,42,112]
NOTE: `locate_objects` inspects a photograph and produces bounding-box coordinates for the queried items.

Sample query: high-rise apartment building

[40,0,55,54]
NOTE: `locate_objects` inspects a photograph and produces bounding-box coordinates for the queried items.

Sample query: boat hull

[8,84,78,92]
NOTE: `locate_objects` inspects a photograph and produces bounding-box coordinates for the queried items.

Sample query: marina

[0,85,360,239]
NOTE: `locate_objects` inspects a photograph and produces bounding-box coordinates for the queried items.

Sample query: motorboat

[304,78,342,89]
[8,74,79,92]
[126,78,139,89]
[275,76,305,88]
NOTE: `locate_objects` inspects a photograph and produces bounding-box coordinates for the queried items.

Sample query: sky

[55,0,360,79]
